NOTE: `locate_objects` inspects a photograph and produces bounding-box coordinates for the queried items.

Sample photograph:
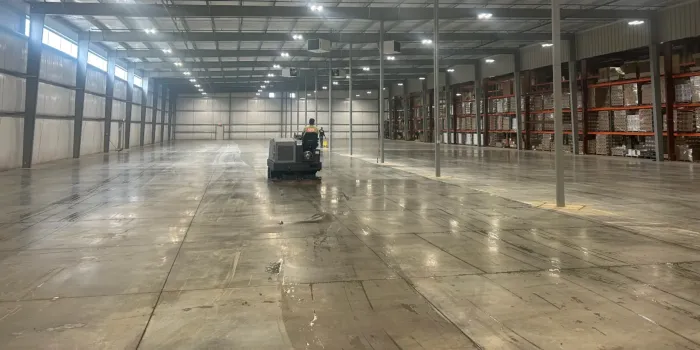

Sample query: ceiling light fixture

[183,71,191,76]
[310,5,323,12]
[292,34,304,40]
[332,81,339,85]
[256,92,260,96]
[189,78,196,82]
[202,92,207,95]
[356,94,360,97]
[264,80,270,83]
[267,73,274,77]
[261,85,266,88]
[397,83,404,86]
[290,93,296,98]
[345,75,350,79]
[281,52,290,57]
[273,64,281,69]
[307,93,311,96]
[258,89,263,92]
[541,43,554,47]
[162,49,172,54]
[194,84,200,87]
[198,89,203,92]
[419,77,425,80]
[477,13,493,20]
[421,39,432,45]
[456,93,462,96]
[362,67,370,71]
[174,62,182,67]
[485,58,495,63]
[447,68,455,72]
[387,56,395,60]
[322,86,328,90]
[144,28,157,34]
[366,91,371,94]
[628,20,645,26]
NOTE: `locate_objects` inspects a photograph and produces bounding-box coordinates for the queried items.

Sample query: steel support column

[304,76,308,124]
[349,43,354,155]
[568,39,580,155]
[648,17,664,162]
[22,13,45,168]
[475,62,482,147]
[159,85,166,143]
[296,83,300,132]
[403,80,408,140]
[169,91,176,140]
[328,57,333,151]
[552,0,565,207]
[103,56,116,153]
[581,60,589,154]
[379,20,385,163]
[73,38,88,158]
[514,52,524,150]
[314,69,318,124]
[124,66,134,148]
[151,80,159,144]
[663,42,676,161]
[140,78,149,146]
[433,0,440,177]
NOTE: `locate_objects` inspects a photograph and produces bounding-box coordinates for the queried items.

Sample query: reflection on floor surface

[1,139,699,349]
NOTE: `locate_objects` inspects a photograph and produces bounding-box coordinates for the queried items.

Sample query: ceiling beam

[116,48,513,59]
[31,3,653,20]
[83,31,565,43]
[147,68,436,78]
[133,58,476,70]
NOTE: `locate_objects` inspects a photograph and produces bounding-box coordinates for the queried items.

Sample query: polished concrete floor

[1,139,700,349]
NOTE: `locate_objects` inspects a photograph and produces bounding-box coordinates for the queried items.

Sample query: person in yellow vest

[304,118,319,134]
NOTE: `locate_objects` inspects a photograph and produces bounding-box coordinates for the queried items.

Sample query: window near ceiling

[134,75,143,88]
[24,18,30,37]
[115,66,127,80]
[87,52,108,71]
[40,27,78,58]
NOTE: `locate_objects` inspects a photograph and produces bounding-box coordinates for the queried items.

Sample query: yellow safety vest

[304,126,319,134]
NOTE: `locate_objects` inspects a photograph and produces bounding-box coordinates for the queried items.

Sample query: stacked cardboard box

[676,83,693,103]
[696,108,700,131]
[691,77,700,103]
[596,134,612,155]
[627,114,641,131]
[488,116,497,130]
[543,113,554,131]
[534,114,544,131]
[501,116,512,130]
[596,111,611,131]
[563,114,572,131]
[639,110,654,131]
[623,84,639,106]
[543,94,554,110]
[578,139,596,155]
[611,145,627,156]
[610,85,624,106]
[530,95,544,111]
[613,111,628,131]
[676,111,696,132]
[677,138,700,161]
[640,81,667,104]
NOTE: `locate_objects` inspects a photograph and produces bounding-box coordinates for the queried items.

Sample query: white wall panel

[86,68,106,95]
[39,50,76,87]
[520,41,572,71]
[32,119,73,164]
[112,100,126,121]
[144,124,152,144]
[130,123,141,147]
[132,105,141,122]
[0,73,26,112]
[37,83,75,116]
[114,80,127,100]
[81,121,103,156]
[0,31,27,74]
[482,55,515,78]
[0,116,23,170]
[84,93,105,118]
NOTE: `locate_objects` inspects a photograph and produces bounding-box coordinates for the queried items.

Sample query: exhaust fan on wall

[331,68,346,77]
[308,38,331,53]
[282,68,299,77]
[383,41,401,54]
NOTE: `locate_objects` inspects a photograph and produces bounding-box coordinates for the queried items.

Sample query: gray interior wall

[175,90,379,140]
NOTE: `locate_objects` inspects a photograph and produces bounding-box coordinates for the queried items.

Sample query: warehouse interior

[2,0,700,349]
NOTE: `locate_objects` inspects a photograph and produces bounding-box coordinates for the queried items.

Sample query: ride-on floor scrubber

[267,131,322,180]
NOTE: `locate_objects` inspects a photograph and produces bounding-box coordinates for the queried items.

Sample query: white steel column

[349,43,354,155]
[475,62,482,147]
[314,69,318,123]
[433,0,440,177]
[552,0,565,207]
[648,17,664,162]
[514,52,524,150]
[569,39,580,155]
[329,58,333,151]
[296,83,300,133]
[379,20,385,163]
[304,76,308,124]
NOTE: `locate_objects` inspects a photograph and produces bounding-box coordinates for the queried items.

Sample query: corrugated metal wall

[481,54,514,78]
[576,20,649,60]
[520,41,571,71]
[660,1,700,43]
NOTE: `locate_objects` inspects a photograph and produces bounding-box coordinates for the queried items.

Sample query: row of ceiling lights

[188,78,206,95]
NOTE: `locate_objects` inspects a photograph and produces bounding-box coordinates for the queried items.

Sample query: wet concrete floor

[1,139,699,349]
